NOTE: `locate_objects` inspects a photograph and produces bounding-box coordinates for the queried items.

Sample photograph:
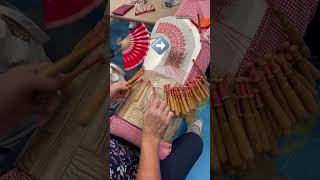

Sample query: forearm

[136,135,161,180]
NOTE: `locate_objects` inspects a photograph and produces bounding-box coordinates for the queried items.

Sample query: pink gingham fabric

[185,29,210,82]
[176,0,211,82]
[175,0,210,22]
[237,0,319,77]
[110,115,172,160]
[0,168,34,180]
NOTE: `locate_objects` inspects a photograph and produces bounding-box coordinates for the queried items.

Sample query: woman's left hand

[110,81,129,103]
[0,63,64,134]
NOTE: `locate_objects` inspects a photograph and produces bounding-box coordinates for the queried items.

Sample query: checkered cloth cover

[175,0,211,82]
[185,29,210,82]
[237,0,319,76]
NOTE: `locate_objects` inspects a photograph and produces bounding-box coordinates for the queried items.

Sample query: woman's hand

[0,63,64,134]
[142,98,174,143]
[137,99,173,180]
[110,81,129,103]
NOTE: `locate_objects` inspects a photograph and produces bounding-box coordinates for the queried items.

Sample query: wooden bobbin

[236,79,263,153]
[179,87,190,113]
[267,56,308,120]
[216,79,255,161]
[189,83,202,103]
[247,87,271,152]
[276,56,318,114]
[214,92,242,168]
[246,63,292,130]
[255,91,279,155]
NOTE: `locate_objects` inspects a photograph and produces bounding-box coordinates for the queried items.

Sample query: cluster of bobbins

[211,7,320,176]
[126,65,210,117]
[126,68,153,103]
[156,22,186,66]
[164,76,210,117]
[212,42,320,177]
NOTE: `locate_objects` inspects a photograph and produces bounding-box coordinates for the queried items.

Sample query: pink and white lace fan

[143,16,201,84]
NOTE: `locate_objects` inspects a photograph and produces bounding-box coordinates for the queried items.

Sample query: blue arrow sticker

[151,36,169,55]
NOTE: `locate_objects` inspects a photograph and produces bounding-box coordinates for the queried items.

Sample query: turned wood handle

[44,36,103,77]
[62,57,101,84]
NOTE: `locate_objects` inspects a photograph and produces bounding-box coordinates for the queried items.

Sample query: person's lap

[110,132,203,180]
[160,132,203,180]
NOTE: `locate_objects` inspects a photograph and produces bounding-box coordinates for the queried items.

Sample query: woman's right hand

[137,98,172,180]
[142,98,174,143]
